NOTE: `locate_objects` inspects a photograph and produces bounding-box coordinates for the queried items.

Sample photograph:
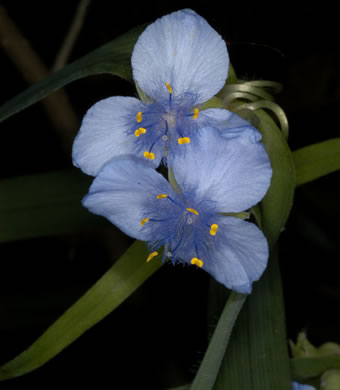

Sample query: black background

[0,1,339,388]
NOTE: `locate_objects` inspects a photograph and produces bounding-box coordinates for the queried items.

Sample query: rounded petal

[197,108,262,142]
[82,157,171,240]
[171,126,272,213]
[132,9,229,104]
[72,96,147,176]
[199,217,268,294]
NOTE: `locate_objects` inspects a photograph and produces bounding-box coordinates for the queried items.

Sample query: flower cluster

[72,9,273,294]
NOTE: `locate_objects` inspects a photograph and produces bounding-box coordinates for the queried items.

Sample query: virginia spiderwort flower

[81,126,272,294]
[72,9,251,175]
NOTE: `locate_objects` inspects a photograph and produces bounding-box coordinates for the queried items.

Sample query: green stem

[190,291,247,390]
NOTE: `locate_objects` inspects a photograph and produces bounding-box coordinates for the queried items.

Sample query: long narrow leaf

[0,24,146,122]
[190,292,246,390]
[255,110,296,246]
[188,107,295,389]
[213,247,291,390]
[0,240,162,380]
[293,138,340,187]
[0,169,106,243]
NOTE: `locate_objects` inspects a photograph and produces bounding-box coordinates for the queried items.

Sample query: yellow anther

[144,151,155,160]
[156,194,168,199]
[141,217,149,226]
[191,257,204,268]
[134,127,147,137]
[210,223,219,236]
[186,208,199,216]
[136,111,143,122]
[146,251,158,262]
[193,108,199,119]
[165,82,173,94]
[178,137,191,144]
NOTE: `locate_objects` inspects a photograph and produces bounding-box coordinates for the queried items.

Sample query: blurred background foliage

[0,1,339,388]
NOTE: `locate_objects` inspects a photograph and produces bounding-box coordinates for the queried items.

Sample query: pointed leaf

[293,138,340,187]
[213,248,291,390]
[190,291,246,390]
[0,24,146,122]
[0,169,106,243]
[188,107,295,389]
[208,110,294,389]
[0,240,162,380]
[255,109,296,246]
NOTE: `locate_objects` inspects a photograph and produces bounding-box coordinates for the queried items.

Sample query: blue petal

[132,9,229,104]
[82,157,171,240]
[197,108,262,142]
[198,217,268,294]
[72,96,149,176]
[170,126,272,213]
[292,382,316,390]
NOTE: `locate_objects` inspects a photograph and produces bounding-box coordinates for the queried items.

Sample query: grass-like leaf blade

[255,110,296,246]
[190,292,246,390]
[0,24,146,122]
[293,138,340,187]
[0,240,162,380]
[213,248,291,390]
[0,169,106,243]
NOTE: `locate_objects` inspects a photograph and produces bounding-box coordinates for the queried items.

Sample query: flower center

[141,192,219,268]
[163,112,176,128]
[133,82,200,161]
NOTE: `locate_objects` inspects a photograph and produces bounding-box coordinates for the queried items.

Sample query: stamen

[134,127,147,137]
[165,82,173,94]
[146,130,165,157]
[210,224,219,236]
[186,208,199,215]
[178,137,191,144]
[144,151,155,160]
[141,217,149,226]
[146,251,158,262]
[191,257,204,268]
[136,112,143,122]
[156,194,168,199]
[166,195,183,208]
[193,108,199,119]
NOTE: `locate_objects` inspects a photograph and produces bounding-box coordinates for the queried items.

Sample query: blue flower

[72,9,251,175]
[81,126,272,294]
[292,382,316,390]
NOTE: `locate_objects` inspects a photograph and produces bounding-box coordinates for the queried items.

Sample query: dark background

[0,1,339,388]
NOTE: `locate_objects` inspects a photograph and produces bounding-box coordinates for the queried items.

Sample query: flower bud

[321,369,340,390]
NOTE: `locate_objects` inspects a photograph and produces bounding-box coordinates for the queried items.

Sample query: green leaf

[291,356,340,382]
[190,291,247,390]
[213,247,291,390]
[255,109,296,246]
[293,138,340,187]
[0,24,146,122]
[0,169,106,243]
[187,107,295,389]
[0,240,162,380]
[207,110,294,389]
[226,106,295,247]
